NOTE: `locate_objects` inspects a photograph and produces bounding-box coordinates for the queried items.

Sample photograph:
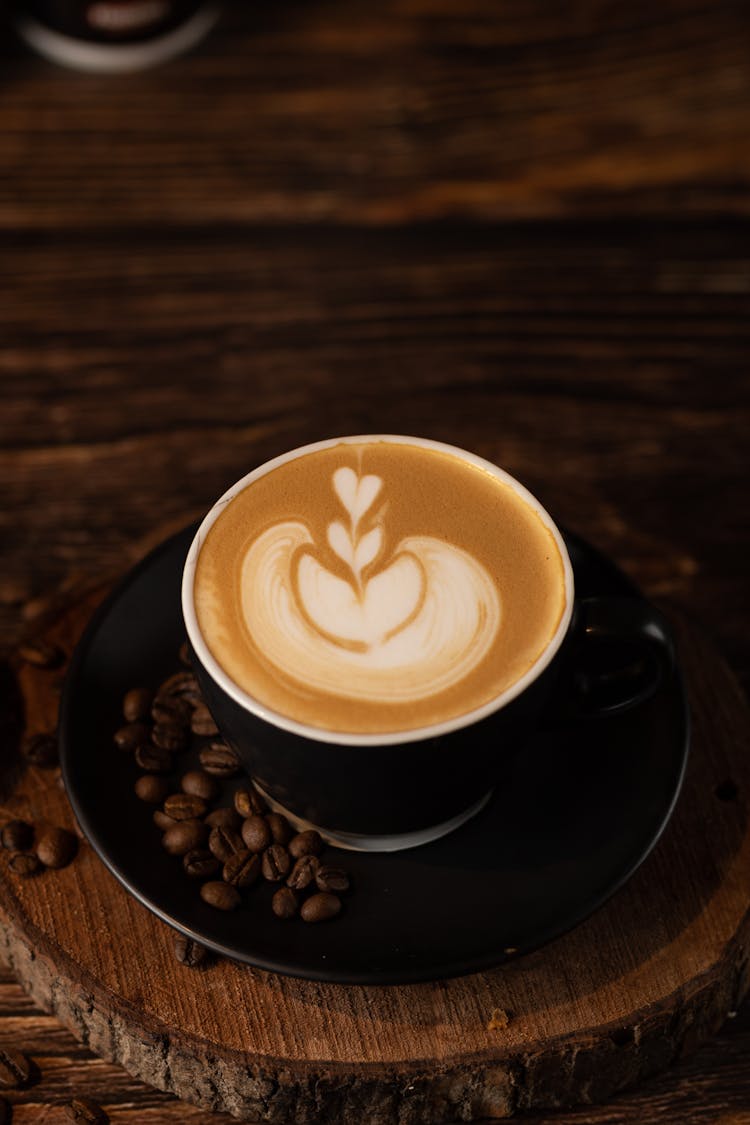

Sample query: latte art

[192,438,568,735]
[240,466,501,704]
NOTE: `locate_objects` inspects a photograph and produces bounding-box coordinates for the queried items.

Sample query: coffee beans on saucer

[241,815,272,853]
[135,774,171,804]
[201,880,240,911]
[315,865,350,894]
[272,886,299,919]
[183,848,219,879]
[287,855,319,890]
[301,892,342,923]
[200,743,242,777]
[262,843,291,882]
[289,829,324,859]
[163,820,207,856]
[123,687,153,722]
[114,722,150,753]
[181,769,219,801]
[118,644,353,936]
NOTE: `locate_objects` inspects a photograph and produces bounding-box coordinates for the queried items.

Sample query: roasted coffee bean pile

[120,652,352,959]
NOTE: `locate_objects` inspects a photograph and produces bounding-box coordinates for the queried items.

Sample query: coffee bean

[262,843,291,882]
[234,787,266,818]
[0,1045,32,1088]
[152,721,188,754]
[191,704,218,736]
[19,638,64,668]
[36,826,77,869]
[135,743,173,773]
[22,731,59,769]
[301,892,342,923]
[266,812,293,845]
[0,1094,9,1124]
[113,722,150,753]
[315,866,350,894]
[164,793,208,822]
[183,848,220,880]
[122,687,153,722]
[153,809,178,831]
[158,670,201,701]
[178,640,192,667]
[272,886,299,919]
[200,880,240,911]
[134,774,171,804]
[8,851,41,877]
[241,815,272,854]
[199,742,242,778]
[208,825,244,863]
[223,848,261,889]
[174,933,210,967]
[163,819,207,856]
[180,769,219,802]
[287,854,320,891]
[204,806,243,832]
[151,695,192,728]
[64,1096,109,1123]
[1,819,33,851]
[288,830,323,859]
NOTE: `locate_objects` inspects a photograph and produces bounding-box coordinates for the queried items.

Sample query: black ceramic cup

[14,0,219,71]
[182,436,675,852]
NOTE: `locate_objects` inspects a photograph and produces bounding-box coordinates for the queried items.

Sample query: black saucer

[60,525,689,985]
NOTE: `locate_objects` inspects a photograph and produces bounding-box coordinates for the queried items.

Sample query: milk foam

[239,466,501,703]
[192,438,568,735]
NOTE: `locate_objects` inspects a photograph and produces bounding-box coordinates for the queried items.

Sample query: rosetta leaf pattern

[327,520,353,567]
[355,526,382,573]
[329,467,383,588]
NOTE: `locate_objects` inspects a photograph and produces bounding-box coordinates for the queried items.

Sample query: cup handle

[565,596,677,718]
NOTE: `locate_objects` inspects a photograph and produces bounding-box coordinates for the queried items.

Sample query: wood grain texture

[1,223,748,686]
[0,593,748,1121]
[1,3,750,228]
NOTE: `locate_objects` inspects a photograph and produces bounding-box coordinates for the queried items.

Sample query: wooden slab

[0,582,748,1123]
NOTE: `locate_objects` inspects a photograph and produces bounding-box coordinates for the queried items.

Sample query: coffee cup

[182,435,675,851]
[14,0,219,72]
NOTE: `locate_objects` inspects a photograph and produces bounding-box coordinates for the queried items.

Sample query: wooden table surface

[1,1,749,1121]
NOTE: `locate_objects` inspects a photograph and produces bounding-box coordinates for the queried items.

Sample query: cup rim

[181,434,575,746]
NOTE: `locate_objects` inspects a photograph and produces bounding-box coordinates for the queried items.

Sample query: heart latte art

[192,439,567,734]
[240,466,500,704]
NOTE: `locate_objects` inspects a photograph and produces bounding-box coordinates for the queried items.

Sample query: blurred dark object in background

[12,0,219,70]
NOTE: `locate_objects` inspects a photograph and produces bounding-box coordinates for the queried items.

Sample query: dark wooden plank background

[0,0,749,1121]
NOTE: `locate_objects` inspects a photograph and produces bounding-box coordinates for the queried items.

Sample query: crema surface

[193,441,566,734]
